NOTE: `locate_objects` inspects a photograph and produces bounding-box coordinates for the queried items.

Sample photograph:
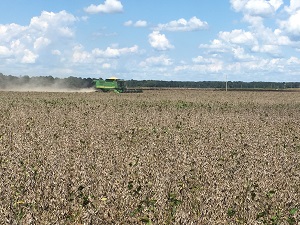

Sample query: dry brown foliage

[0,90,299,224]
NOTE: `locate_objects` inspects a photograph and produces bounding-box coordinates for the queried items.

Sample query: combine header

[94,77,142,93]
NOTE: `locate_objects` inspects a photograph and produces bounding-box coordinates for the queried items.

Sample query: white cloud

[84,0,123,14]
[51,49,61,55]
[1,11,76,44]
[140,55,173,67]
[232,46,256,60]
[287,56,300,64]
[0,23,27,44]
[29,11,77,37]
[230,0,283,17]
[134,20,147,27]
[0,10,77,65]
[213,23,291,60]
[21,49,38,63]
[242,58,285,72]
[174,58,223,74]
[124,20,133,26]
[192,56,219,64]
[92,45,138,58]
[10,39,22,50]
[269,0,284,11]
[30,16,49,31]
[156,16,208,32]
[81,16,89,22]
[148,31,174,51]
[186,56,225,74]
[57,27,74,38]
[199,39,230,53]
[244,0,274,17]
[102,63,111,69]
[72,45,91,63]
[273,29,291,45]
[202,29,282,60]
[172,54,300,81]
[0,46,12,57]
[94,47,119,58]
[231,0,247,12]
[251,44,280,54]
[174,62,224,73]
[34,37,51,49]
[244,0,281,16]
[219,29,256,45]
[242,14,265,27]
[242,25,291,48]
[280,10,300,38]
[284,0,300,13]
[124,20,147,27]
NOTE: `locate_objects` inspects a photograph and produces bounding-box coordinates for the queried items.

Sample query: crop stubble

[0,90,299,224]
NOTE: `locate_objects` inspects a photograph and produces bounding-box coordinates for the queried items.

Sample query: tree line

[0,73,299,90]
[0,73,94,89]
[126,80,300,89]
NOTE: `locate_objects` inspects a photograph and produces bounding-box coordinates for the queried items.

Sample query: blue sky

[1,0,300,82]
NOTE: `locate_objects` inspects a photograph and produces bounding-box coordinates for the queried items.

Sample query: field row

[0,90,299,224]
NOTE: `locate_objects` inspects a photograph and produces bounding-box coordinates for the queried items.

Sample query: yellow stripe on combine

[96,86,115,88]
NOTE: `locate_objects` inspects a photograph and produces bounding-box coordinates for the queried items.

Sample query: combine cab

[94,77,142,93]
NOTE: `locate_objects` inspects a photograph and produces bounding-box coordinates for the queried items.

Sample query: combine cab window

[105,79,116,82]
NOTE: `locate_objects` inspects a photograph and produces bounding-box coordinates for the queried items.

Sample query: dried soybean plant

[0,90,299,224]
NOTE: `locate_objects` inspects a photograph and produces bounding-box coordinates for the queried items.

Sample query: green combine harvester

[94,77,142,93]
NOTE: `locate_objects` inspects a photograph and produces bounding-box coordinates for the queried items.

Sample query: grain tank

[94,77,142,93]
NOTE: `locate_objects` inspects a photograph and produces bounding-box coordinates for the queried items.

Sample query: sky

[0,0,300,82]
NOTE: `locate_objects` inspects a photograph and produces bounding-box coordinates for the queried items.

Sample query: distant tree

[20,75,30,85]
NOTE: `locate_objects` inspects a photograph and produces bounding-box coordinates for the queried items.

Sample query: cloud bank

[1,0,300,81]
[155,17,208,32]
